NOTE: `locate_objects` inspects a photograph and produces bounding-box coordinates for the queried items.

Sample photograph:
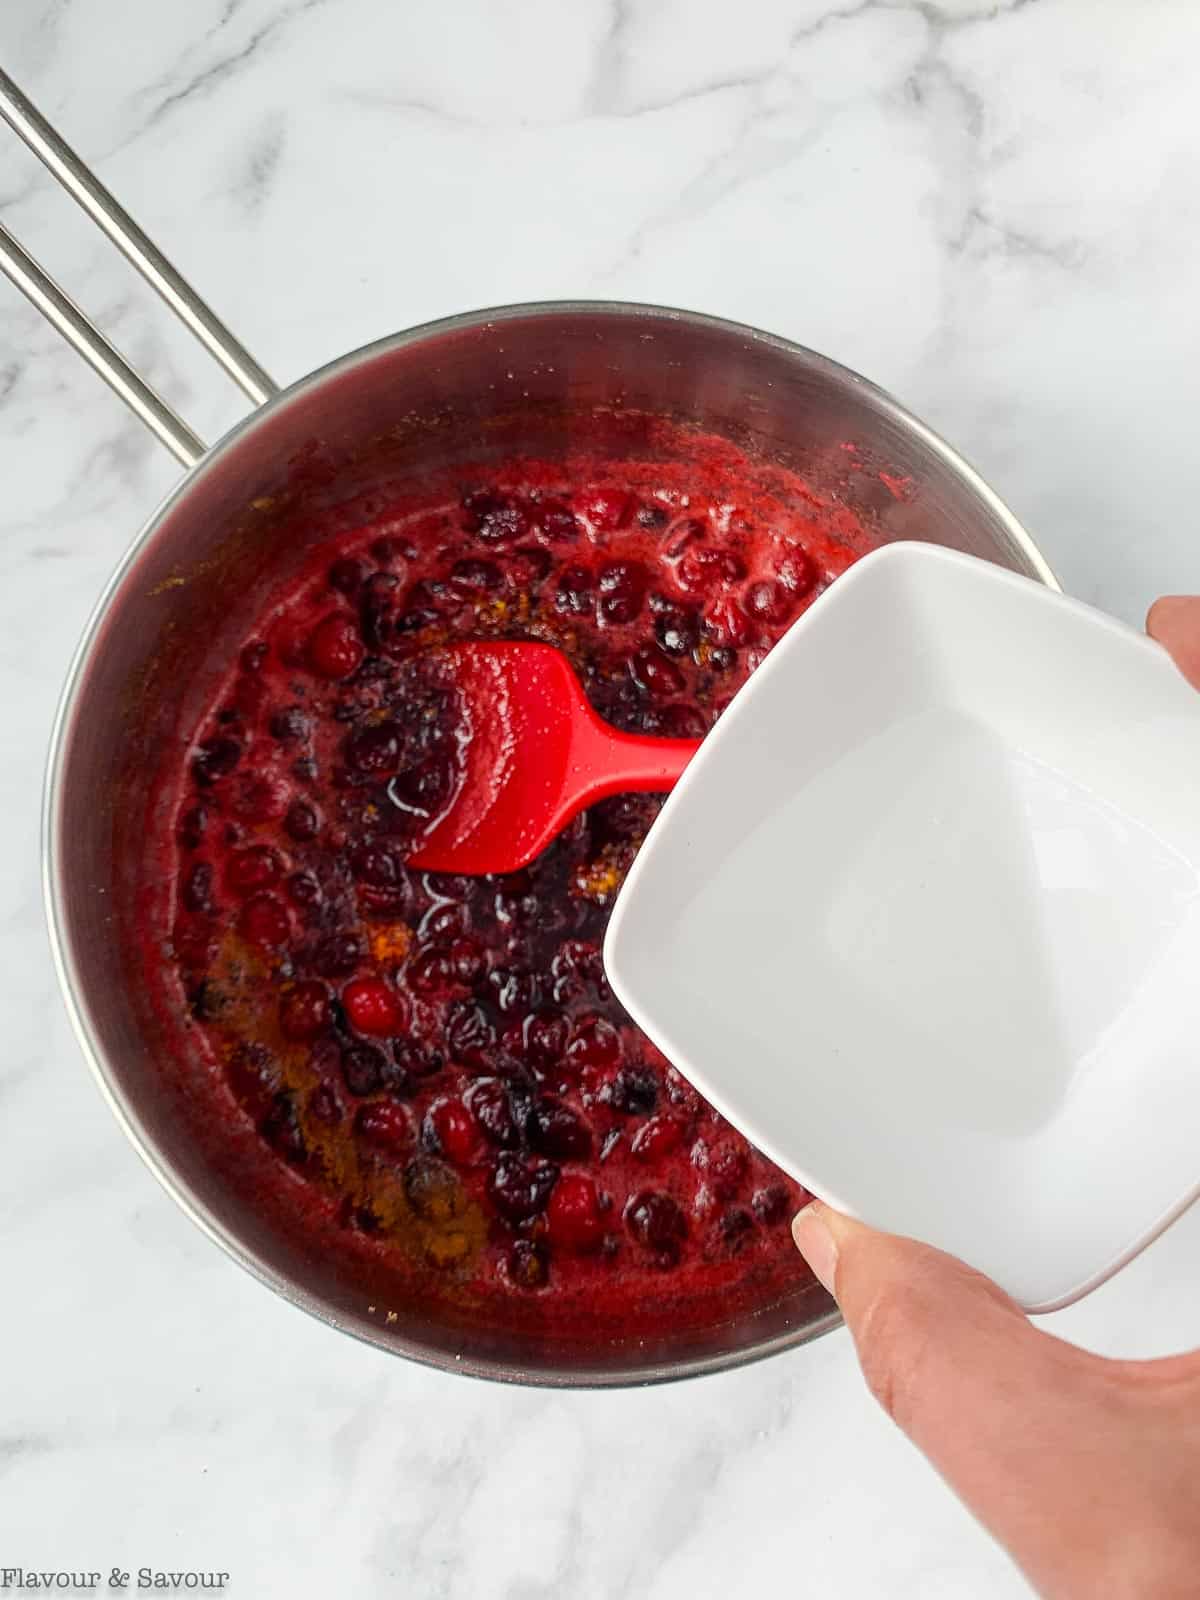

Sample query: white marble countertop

[4,2,1200,1593]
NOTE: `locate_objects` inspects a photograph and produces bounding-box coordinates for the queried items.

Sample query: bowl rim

[41,297,1057,1386]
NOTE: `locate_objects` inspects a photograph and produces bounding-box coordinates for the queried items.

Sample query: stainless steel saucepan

[4,69,1056,1385]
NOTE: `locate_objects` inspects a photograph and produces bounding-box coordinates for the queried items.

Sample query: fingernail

[792,1202,838,1296]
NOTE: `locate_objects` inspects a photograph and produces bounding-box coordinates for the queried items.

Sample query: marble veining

[3,1,1200,1593]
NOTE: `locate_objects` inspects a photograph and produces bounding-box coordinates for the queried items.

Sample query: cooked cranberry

[393,1039,444,1080]
[547,1173,604,1251]
[191,736,241,786]
[177,805,209,849]
[226,846,282,896]
[625,1190,687,1265]
[226,1041,281,1118]
[268,705,310,743]
[489,1152,558,1221]
[593,794,658,845]
[239,894,291,948]
[656,703,708,740]
[567,1016,621,1072]
[342,976,404,1036]
[341,1042,385,1096]
[751,1183,793,1225]
[423,1096,480,1165]
[703,595,751,647]
[343,719,401,776]
[654,608,699,657]
[467,1077,520,1146]
[579,489,634,531]
[279,979,329,1041]
[447,937,486,985]
[240,640,268,674]
[508,1238,549,1287]
[706,645,737,673]
[449,557,503,594]
[719,1206,755,1249]
[359,571,402,652]
[610,1065,658,1115]
[555,940,605,983]
[676,546,744,595]
[488,967,536,1013]
[525,1010,570,1068]
[404,1155,464,1221]
[554,564,594,616]
[777,548,816,596]
[743,579,794,625]
[286,871,322,908]
[463,491,530,544]
[444,998,495,1065]
[284,799,320,841]
[355,1099,413,1158]
[313,930,364,976]
[628,644,685,697]
[387,754,453,819]
[261,1093,307,1166]
[630,1115,684,1162]
[181,861,216,915]
[540,501,580,541]
[329,556,367,595]
[419,901,468,944]
[530,1098,592,1159]
[309,1035,342,1077]
[350,840,404,890]
[597,561,645,624]
[692,1137,747,1200]
[309,613,364,680]
[309,1081,343,1125]
[405,577,462,619]
[664,517,708,559]
[408,949,454,995]
[637,503,670,529]
[509,545,553,587]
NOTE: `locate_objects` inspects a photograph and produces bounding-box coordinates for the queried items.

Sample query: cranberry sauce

[162,444,880,1322]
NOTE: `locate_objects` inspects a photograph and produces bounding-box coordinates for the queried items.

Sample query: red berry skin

[777,549,816,597]
[743,580,795,626]
[239,893,291,949]
[278,980,329,1042]
[308,613,365,680]
[703,595,751,648]
[630,1115,684,1163]
[579,489,635,532]
[424,1096,481,1166]
[676,545,745,596]
[342,976,404,1036]
[355,1100,413,1157]
[546,1173,605,1252]
[227,845,282,897]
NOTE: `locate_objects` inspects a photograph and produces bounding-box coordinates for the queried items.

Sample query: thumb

[1147,594,1200,691]
[791,1202,1157,1597]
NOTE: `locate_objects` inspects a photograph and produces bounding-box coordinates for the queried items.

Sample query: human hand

[791,595,1200,1600]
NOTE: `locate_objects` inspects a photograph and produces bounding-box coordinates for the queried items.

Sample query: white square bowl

[604,542,1200,1311]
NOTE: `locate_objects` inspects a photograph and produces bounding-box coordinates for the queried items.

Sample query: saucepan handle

[0,67,278,467]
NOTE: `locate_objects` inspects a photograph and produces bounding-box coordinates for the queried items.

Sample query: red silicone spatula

[407,641,701,876]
